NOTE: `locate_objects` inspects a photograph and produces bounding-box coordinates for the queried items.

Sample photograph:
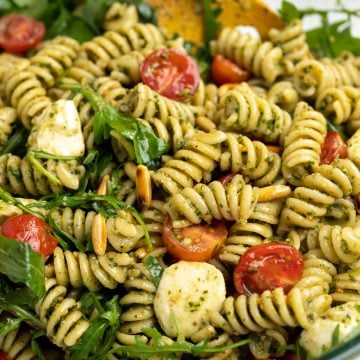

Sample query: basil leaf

[0,234,45,299]
[279,1,301,22]
[146,256,163,288]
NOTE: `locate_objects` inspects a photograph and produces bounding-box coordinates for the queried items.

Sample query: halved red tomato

[140,48,200,101]
[0,14,45,54]
[1,214,58,257]
[211,54,250,86]
[320,131,347,165]
[219,172,238,186]
[162,216,227,261]
[234,242,304,295]
[0,351,8,360]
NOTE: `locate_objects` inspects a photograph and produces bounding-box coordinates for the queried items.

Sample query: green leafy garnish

[202,0,222,44]
[108,326,249,359]
[0,125,29,157]
[145,255,164,288]
[279,0,360,57]
[60,82,167,165]
[65,295,120,360]
[0,234,45,299]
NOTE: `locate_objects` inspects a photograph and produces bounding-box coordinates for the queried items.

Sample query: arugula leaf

[82,0,117,33]
[66,295,120,360]
[146,255,163,288]
[0,303,44,330]
[31,337,46,360]
[0,234,45,299]
[203,0,221,44]
[109,330,250,359]
[0,125,29,157]
[279,1,301,22]
[0,317,23,336]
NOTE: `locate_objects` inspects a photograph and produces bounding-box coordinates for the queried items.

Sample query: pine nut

[97,175,109,195]
[92,213,107,256]
[256,185,291,202]
[136,164,152,210]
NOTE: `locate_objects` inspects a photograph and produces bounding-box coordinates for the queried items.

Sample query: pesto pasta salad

[1,1,360,359]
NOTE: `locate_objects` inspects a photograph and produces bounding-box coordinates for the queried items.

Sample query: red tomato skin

[320,131,347,165]
[211,55,250,86]
[1,214,58,257]
[234,242,304,295]
[0,351,8,360]
[162,216,228,262]
[0,14,45,54]
[140,49,200,101]
[219,172,238,186]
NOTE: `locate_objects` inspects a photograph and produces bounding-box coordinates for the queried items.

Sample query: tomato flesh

[320,131,347,165]
[234,242,304,295]
[211,54,250,86]
[1,214,58,257]
[0,14,45,54]
[162,216,227,261]
[140,49,200,101]
[0,351,8,360]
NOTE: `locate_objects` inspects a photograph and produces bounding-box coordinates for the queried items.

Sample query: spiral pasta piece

[267,80,299,113]
[167,174,258,224]
[211,27,293,83]
[152,130,227,194]
[103,3,139,32]
[278,159,360,234]
[47,247,134,291]
[249,328,288,359]
[0,154,86,197]
[35,278,90,348]
[211,286,332,335]
[106,209,145,253]
[294,56,360,99]
[306,224,360,264]
[119,83,199,126]
[268,19,310,64]
[116,263,157,345]
[28,36,80,88]
[220,132,282,186]
[2,62,51,129]
[316,86,360,125]
[0,324,37,360]
[0,105,16,145]
[281,102,327,185]
[331,266,360,303]
[217,85,292,143]
[218,220,273,266]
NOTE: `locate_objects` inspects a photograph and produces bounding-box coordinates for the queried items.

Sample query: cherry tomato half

[211,54,250,86]
[320,131,347,165]
[162,216,228,261]
[0,351,8,360]
[219,172,238,186]
[234,242,304,295]
[0,14,45,54]
[1,214,58,257]
[140,48,200,101]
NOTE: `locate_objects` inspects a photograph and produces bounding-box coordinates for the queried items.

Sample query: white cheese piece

[236,25,260,39]
[300,302,360,358]
[154,261,226,338]
[347,128,360,169]
[28,99,85,157]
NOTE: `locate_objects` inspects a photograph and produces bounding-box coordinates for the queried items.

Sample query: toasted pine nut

[97,175,109,195]
[92,214,107,256]
[124,161,137,182]
[256,185,291,202]
[136,164,152,210]
[134,246,148,260]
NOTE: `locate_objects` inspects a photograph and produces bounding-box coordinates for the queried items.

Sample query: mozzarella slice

[300,302,360,358]
[28,99,85,157]
[154,261,226,338]
[347,128,360,169]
